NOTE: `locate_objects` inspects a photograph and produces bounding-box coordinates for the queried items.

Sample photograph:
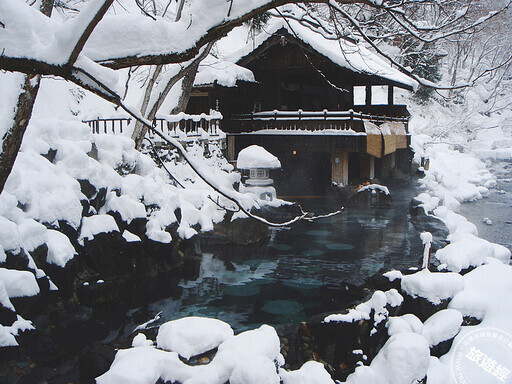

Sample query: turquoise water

[149,183,423,331]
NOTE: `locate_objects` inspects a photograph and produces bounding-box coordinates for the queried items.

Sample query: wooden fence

[231,109,409,134]
[84,115,222,138]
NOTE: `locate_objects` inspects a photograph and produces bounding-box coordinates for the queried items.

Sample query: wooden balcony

[230,107,409,134]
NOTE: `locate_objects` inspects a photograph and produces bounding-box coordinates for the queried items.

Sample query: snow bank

[236,145,281,169]
[435,233,510,272]
[448,262,512,324]
[418,144,494,209]
[156,317,234,359]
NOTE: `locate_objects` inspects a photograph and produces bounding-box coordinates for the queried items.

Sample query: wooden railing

[230,109,409,134]
[84,113,222,138]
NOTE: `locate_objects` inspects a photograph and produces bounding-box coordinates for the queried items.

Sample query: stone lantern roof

[236,145,281,170]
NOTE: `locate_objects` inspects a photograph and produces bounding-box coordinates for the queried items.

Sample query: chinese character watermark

[451,327,512,384]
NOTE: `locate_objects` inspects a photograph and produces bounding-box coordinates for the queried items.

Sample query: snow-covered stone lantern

[237,145,281,201]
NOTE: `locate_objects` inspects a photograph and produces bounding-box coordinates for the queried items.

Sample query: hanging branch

[71,66,343,227]
[144,137,241,213]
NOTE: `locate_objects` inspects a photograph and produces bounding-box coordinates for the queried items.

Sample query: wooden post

[365,85,372,106]
[388,85,394,106]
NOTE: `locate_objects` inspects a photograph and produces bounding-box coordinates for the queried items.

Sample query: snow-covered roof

[237,145,281,169]
[195,56,255,87]
[218,19,417,90]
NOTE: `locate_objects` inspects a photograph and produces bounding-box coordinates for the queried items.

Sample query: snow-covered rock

[401,269,464,305]
[421,309,462,347]
[156,317,234,359]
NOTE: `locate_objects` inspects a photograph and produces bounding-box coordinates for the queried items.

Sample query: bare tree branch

[71,66,343,227]
[67,0,115,68]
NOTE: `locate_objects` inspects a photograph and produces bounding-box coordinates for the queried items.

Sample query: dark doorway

[348,152,361,183]
[274,151,331,197]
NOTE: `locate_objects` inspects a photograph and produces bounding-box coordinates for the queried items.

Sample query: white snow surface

[46,229,76,267]
[345,333,430,384]
[421,309,462,347]
[80,214,119,242]
[222,18,417,90]
[0,268,39,298]
[236,145,281,169]
[98,324,282,384]
[435,232,510,272]
[156,317,234,359]
[401,269,464,305]
[324,289,400,325]
[280,361,335,384]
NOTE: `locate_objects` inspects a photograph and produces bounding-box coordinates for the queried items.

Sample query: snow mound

[46,229,76,267]
[79,214,119,243]
[156,317,234,359]
[98,323,282,384]
[280,361,335,384]
[0,268,39,298]
[229,355,280,384]
[435,233,510,272]
[401,269,464,305]
[345,333,430,384]
[422,309,462,347]
[387,314,424,336]
[236,145,281,169]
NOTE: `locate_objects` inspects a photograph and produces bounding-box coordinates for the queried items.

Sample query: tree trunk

[170,60,201,114]
[132,42,214,149]
[0,0,53,195]
[131,65,163,145]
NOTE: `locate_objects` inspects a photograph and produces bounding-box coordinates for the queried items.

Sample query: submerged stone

[223,284,260,297]
[305,230,331,237]
[301,249,325,257]
[270,243,293,251]
[282,279,323,290]
[325,243,355,251]
[262,300,304,315]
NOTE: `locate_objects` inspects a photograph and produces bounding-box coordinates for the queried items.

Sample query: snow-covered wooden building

[186,19,417,195]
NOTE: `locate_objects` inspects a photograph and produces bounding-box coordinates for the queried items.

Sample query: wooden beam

[365,85,372,106]
[388,85,394,106]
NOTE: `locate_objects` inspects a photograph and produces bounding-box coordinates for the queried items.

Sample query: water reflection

[149,183,422,331]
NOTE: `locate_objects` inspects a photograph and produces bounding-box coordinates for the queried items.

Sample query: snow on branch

[328,0,511,90]
[69,65,342,227]
[383,1,512,44]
